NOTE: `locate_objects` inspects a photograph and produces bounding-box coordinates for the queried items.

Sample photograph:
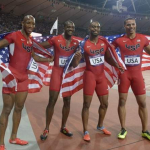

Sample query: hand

[72,51,82,68]
[116,63,125,73]
[74,51,82,61]
[48,56,54,62]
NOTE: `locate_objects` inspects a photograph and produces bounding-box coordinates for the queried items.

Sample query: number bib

[27,58,38,72]
[59,56,68,67]
[89,55,104,66]
[125,55,140,66]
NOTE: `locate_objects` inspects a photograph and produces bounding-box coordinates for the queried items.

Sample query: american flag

[105,34,150,71]
[60,34,150,97]
[0,33,150,95]
[60,35,126,97]
[0,33,53,93]
[0,33,17,93]
[28,36,54,92]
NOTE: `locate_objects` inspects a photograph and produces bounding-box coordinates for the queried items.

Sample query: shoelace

[43,130,49,135]
[143,131,150,135]
[63,128,70,133]
[120,128,126,135]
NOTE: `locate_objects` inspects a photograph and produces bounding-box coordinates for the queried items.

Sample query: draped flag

[105,34,150,71]
[60,34,150,97]
[0,33,150,95]
[0,33,53,93]
[142,36,150,70]
[60,35,126,97]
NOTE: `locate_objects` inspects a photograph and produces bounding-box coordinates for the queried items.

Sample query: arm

[105,49,124,72]
[144,45,150,55]
[105,49,118,67]
[0,39,9,49]
[32,50,54,62]
[40,41,51,49]
[71,51,82,68]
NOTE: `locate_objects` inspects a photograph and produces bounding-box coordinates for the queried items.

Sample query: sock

[97,126,104,130]
[84,131,89,135]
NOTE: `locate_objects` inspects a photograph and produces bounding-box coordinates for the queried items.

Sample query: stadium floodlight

[93,9,97,13]
[77,6,81,9]
[112,0,127,13]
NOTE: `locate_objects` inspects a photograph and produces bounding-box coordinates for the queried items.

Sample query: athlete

[77,21,124,142]
[0,15,53,150]
[40,20,82,140]
[112,17,150,140]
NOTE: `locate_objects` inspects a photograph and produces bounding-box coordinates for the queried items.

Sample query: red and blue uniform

[112,33,149,95]
[83,38,110,96]
[3,30,33,93]
[48,35,79,91]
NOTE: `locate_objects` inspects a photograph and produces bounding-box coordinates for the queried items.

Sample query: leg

[97,94,108,128]
[61,96,71,128]
[131,72,150,140]
[118,93,128,129]
[82,95,92,142]
[82,70,95,141]
[45,90,59,130]
[40,90,59,141]
[60,96,73,137]
[96,93,111,135]
[131,72,147,132]
[135,94,148,132]
[10,91,28,140]
[41,67,63,140]
[82,95,92,133]
[95,73,110,134]
[118,71,130,130]
[0,94,15,145]
[137,95,150,140]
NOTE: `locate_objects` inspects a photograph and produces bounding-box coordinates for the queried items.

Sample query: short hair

[64,20,74,27]
[124,17,135,25]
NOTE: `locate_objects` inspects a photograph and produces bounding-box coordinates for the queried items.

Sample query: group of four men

[0,15,150,150]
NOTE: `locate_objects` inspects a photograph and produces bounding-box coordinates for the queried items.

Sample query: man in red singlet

[40,20,82,140]
[112,17,150,140]
[0,15,53,150]
[76,21,124,142]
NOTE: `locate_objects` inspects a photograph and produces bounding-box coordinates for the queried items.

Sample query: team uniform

[48,35,79,91]
[113,33,149,95]
[83,38,111,96]
[3,30,33,93]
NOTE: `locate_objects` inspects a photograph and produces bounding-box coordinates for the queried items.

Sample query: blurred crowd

[0,12,125,37]
[0,12,88,37]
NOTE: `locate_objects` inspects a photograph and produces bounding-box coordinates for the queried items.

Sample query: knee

[139,101,146,109]
[14,105,24,113]
[48,97,57,108]
[63,97,71,108]
[100,102,108,109]
[3,107,12,116]
[119,98,126,107]
[83,101,90,110]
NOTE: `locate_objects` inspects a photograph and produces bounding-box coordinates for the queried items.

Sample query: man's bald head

[90,21,100,27]
[23,15,35,23]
